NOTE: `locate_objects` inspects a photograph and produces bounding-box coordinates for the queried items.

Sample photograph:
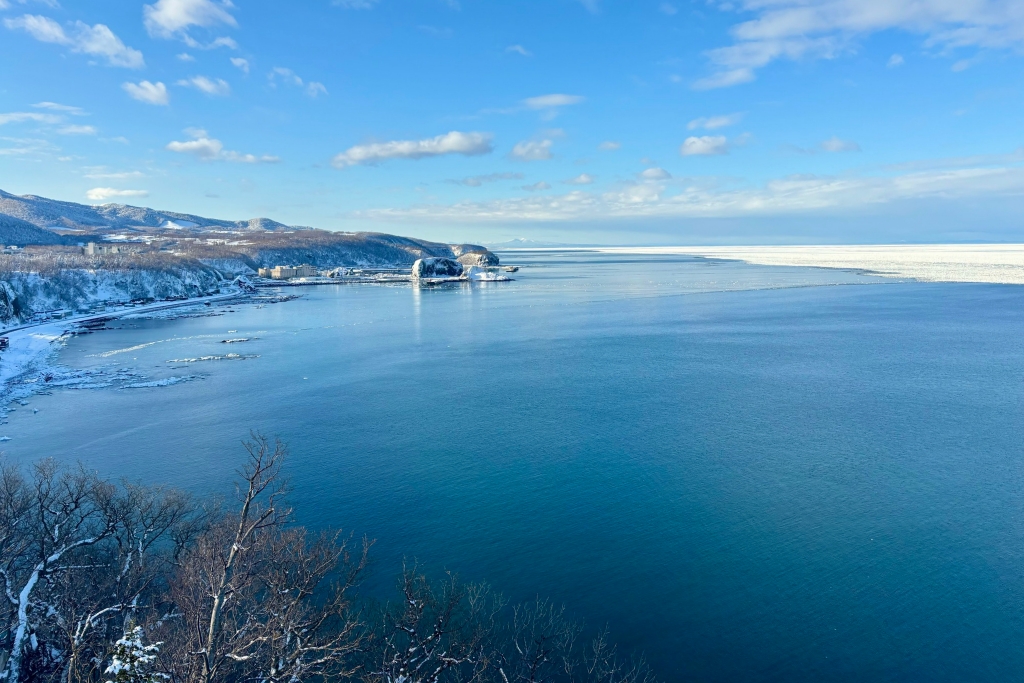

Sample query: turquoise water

[4,252,1024,681]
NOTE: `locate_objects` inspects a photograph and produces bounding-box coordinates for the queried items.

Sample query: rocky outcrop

[450,244,488,257]
[0,281,18,323]
[411,257,463,278]
[456,251,499,267]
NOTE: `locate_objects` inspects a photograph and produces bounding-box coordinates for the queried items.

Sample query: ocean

[4,250,1023,681]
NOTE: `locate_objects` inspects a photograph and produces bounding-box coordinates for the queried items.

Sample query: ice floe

[591,245,1024,285]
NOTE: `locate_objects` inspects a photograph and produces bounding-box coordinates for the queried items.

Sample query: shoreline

[0,290,250,413]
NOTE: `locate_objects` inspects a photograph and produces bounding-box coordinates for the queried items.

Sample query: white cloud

[0,112,61,125]
[177,75,231,96]
[577,0,599,13]
[820,136,861,152]
[598,141,621,151]
[177,52,195,61]
[332,0,379,8]
[84,168,145,180]
[681,135,728,156]
[350,155,1024,225]
[506,44,532,56]
[86,187,148,201]
[660,3,677,15]
[166,128,279,163]
[564,173,595,185]
[57,124,97,135]
[269,66,303,87]
[144,0,237,38]
[122,80,169,105]
[522,181,551,191]
[450,172,524,187]
[4,15,144,68]
[887,53,905,67]
[692,68,755,90]
[698,0,1024,88]
[688,113,743,130]
[267,67,325,97]
[640,167,672,180]
[417,25,453,38]
[510,139,554,161]
[183,35,236,50]
[33,102,86,115]
[523,94,585,110]
[230,56,249,73]
[332,131,493,167]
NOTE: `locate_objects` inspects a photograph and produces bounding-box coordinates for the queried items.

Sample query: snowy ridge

[0,188,302,234]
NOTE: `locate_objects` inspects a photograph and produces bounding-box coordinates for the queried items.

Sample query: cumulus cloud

[450,172,524,187]
[598,141,621,151]
[820,136,860,152]
[57,124,97,135]
[144,0,237,38]
[888,53,905,67]
[4,14,144,68]
[681,135,728,156]
[166,128,279,163]
[510,139,554,161]
[122,80,169,105]
[0,112,61,125]
[688,113,743,130]
[306,81,328,97]
[86,187,149,201]
[640,167,672,180]
[176,75,231,96]
[697,0,1024,89]
[333,131,493,167]
[230,56,249,72]
[564,173,595,185]
[506,44,532,56]
[522,181,552,191]
[177,52,195,61]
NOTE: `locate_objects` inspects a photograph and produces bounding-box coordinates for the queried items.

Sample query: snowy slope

[0,189,302,233]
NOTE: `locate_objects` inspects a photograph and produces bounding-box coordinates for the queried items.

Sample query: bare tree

[365,568,505,683]
[0,461,120,682]
[52,484,198,683]
[162,433,369,683]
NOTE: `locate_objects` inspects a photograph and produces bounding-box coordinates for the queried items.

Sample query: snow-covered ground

[589,245,1024,284]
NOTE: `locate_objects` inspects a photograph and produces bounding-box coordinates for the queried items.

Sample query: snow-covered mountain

[0,189,304,237]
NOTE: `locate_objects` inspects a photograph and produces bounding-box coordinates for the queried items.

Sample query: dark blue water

[5,252,1024,681]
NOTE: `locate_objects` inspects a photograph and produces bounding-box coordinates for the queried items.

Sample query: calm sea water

[4,251,1024,681]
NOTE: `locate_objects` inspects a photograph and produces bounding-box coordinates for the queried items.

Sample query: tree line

[0,434,657,683]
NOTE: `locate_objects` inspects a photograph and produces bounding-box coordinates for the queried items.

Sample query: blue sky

[2,0,1023,244]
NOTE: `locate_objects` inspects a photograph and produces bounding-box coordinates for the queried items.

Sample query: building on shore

[258,264,318,279]
[84,242,124,255]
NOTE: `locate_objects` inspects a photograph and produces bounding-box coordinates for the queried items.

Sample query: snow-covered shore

[0,292,247,420]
